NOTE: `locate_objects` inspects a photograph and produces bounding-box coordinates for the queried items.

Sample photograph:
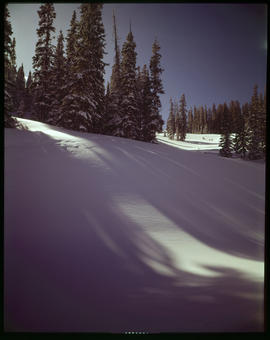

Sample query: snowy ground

[4,118,265,333]
[156,132,222,152]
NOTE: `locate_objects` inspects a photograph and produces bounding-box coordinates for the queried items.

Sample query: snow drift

[4,118,265,332]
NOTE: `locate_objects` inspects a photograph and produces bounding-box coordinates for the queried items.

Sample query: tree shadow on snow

[4,129,265,333]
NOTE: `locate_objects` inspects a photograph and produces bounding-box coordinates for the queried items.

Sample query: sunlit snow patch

[113,194,264,282]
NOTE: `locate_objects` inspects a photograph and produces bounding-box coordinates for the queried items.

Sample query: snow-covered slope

[156,132,221,151]
[4,118,265,332]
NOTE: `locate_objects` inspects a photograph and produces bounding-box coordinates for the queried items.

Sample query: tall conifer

[150,39,164,132]
[32,3,56,122]
[219,103,233,157]
[120,27,139,139]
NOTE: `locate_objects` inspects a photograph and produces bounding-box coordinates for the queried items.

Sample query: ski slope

[4,118,265,333]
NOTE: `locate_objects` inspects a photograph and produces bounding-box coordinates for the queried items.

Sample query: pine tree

[179,94,187,141]
[203,105,208,133]
[15,64,26,115]
[258,91,266,156]
[247,84,262,159]
[192,106,199,133]
[187,108,193,133]
[216,104,224,134]
[233,104,248,159]
[58,10,78,129]
[4,5,18,127]
[166,98,175,139]
[60,4,106,132]
[120,27,139,139]
[219,102,233,157]
[140,65,158,142]
[66,10,78,70]
[24,71,33,118]
[175,103,180,141]
[51,30,66,125]
[150,39,164,133]
[212,103,217,133]
[104,10,123,136]
[32,3,56,123]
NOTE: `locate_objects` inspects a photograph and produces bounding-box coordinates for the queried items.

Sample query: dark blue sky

[8,3,267,122]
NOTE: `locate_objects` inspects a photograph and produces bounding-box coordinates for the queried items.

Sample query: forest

[4,3,266,159]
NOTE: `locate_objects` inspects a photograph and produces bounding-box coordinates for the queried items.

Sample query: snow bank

[4,118,265,332]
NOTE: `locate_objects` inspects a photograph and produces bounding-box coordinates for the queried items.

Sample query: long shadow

[4,128,264,332]
[90,134,265,262]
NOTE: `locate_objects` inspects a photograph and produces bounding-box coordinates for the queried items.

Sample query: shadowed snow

[4,118,265,332]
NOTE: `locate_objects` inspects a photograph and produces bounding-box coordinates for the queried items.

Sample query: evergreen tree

[120,27,139,139]
[233,105,248,159]
[247,84,262,159]
[24,71,33,118]
[175,103,180,141]
[219,102,233,157]
[187,108,193,133]
[150,38,164,133]
[51,30,66,125]
[166,98,175,139]
[203,105,208,133]
[216,104,224,134]
[104,10,123,136]
[229,100,241,133]
[179,94,187,141]
[139,65,158,142]
[4,5,18,127]
[58,10,78,129]
[192,106,199,133]
[258,91,266,156]
[15,64,26,114]
[66,10,78,70]
[211,103,217,133]
[32,3,56,122]
[60,4,106,132]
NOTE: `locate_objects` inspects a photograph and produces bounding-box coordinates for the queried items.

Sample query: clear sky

[8,3,267,122]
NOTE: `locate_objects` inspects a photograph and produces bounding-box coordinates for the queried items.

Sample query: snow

[5,118,265,333]
[157,133,222,151]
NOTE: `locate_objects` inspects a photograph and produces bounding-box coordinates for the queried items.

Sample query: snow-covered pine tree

[150,39,164,133]
[66,10,78,71]
[58,10,78,129]
[60,4,106,132]
[32,3,56,123]
[4,5,18,127]
[140,64,159,142]
[179,94,187,141]
[120,26,139,139]
[233,104,248,159]
[247,84,262,160]
[166,98,175,140]
[258,91,266,157]
[50,30,66,125]
[219,102,233,157]
[104,10,123,136]
[15,64,26,115]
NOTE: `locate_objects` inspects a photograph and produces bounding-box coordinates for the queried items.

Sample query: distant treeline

[166,85,266,159]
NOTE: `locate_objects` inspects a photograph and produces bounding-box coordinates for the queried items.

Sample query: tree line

[4,3,164,143]
[166,86,266,160]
